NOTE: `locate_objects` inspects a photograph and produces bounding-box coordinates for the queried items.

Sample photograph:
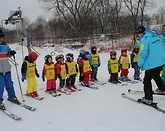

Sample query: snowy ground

[1,43,165,131]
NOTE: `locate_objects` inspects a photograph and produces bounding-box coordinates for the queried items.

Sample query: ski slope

[1,43,165,131]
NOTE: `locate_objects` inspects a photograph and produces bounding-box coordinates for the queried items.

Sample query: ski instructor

[135,25,165,104]
[0,29,19,110]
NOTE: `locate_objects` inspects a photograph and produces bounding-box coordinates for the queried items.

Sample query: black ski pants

[143,65,165,100]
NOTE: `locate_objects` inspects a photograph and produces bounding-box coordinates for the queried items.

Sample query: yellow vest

[109,59,119,73]
[83,60,90,73]
[66,61,77,75]
[133,53,139,62]
[91,54,99,64]
[25,60,36,78]
[44,63,55,80]
[121,56,129,69]
[60,64,67,79]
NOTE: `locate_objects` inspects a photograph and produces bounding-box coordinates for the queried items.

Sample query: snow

[1,43,165,131]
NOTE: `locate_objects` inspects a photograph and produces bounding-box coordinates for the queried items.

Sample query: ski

[1,109,22,120]
[24,94,44,100]
[3,96,36,111]
[11,102,36,111]
[79,83,98,90]
[57,88,71,95]
[109,81,127,86]
[72,86,82,91]
[126,80,138,84]
[45,91,61,97]
[128,89,165,96]
[121,93,165,114]
[94,81,106,85]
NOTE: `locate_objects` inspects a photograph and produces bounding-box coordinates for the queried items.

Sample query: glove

[9,50,16,56]
[76,72,79,77]
[131,63,134,68]
[42,76,45,82]
[108,69,111,74]
[36,73,40,78]
[54,76,57,80]
[98,64,100,67]
[90,65,94,69]
[21,74,26,82]
[137,66,140,72]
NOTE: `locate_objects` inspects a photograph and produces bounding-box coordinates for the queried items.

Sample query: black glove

[36,73,40,78]
[98,64,100,67]
[90,65,94,69]
[131,63,134,68]
[137,66,140,72]
[108,69,111,74]
[54,76,57,80]
[42,76,45,82]
[9,50,16,56]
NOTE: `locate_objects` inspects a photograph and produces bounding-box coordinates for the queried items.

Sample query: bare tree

[39,0,99,38]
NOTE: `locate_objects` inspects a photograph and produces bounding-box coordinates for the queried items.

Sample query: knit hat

[0,29,5,38]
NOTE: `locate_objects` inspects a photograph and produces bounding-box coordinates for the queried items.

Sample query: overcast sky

[0,0,164,25]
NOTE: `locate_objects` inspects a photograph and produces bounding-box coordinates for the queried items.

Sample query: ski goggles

[162,27,165,31]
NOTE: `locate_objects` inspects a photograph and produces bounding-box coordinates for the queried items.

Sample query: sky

[0,0,52,23]
[0,0,164,25]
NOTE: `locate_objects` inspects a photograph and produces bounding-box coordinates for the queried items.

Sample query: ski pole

[13,55,25,102]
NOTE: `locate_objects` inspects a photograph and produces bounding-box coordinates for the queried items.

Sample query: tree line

[2,0,165,46]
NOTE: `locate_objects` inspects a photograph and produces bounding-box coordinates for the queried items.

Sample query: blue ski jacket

[138,29,165,71]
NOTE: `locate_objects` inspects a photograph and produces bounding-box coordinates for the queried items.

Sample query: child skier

[130,44,141,80]
[21,51,40,98]
[79,50,91,86]
[107,51,120,84]
[77,49,89,83]
[119,48,130,81]
[55,54,69,94]
[88,46,101,82]
[42,55,57,94]
[65,53,79,91]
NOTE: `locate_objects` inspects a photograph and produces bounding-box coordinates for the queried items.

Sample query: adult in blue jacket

[136,25,165,104]
[0,29,19,110]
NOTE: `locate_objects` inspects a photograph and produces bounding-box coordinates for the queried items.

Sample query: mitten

[42,76,45,82]
[36,73,40,78]
[9,50,16,56]
[21,74,26,82]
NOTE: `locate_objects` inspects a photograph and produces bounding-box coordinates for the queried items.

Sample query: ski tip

[121,93,125,96]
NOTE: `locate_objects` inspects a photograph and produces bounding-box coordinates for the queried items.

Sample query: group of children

[21,46,101,97]
[21,44,142,98]
[107,44,140,84]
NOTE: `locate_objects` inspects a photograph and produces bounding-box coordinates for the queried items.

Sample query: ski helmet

[79,49,85,57]
[135,25,146,34]
[55,54,64,62]
[162,24,165,32]
[0,29,5,38]
[133,44,140,49]
[29,51,38,61]
[110,51,117,57]
[121,48,127,52]
[44,55,52,62]
[66,53,73,62]
[91,46,97,54]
